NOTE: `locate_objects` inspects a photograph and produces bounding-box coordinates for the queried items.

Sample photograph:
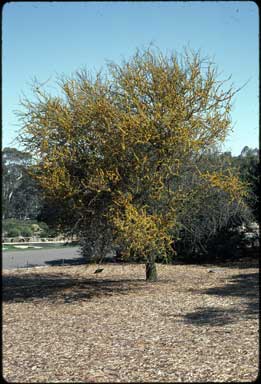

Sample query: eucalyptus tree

[2,147,42,220]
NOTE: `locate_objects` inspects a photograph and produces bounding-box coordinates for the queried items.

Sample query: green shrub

[38,222,58,237]
[3,219,57,239]
[7,227,20,237]
[3,219,18,233]
[20,227,33,237]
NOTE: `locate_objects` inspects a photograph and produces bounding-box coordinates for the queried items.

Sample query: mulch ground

[2,261,259,382]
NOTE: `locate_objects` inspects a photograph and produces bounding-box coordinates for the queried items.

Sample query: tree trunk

[146,259,157,282]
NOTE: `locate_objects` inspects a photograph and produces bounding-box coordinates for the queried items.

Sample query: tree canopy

[18,47,248,280]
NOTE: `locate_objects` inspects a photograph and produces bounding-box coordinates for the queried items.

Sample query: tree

[17,47,247,281]
[174,149,253,262]
[236,146,259,222]
[2,147,42,220]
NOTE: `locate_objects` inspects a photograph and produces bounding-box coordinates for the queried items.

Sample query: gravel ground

[2,261,259,382]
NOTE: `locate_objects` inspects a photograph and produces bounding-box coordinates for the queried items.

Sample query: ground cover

[3,261,259,382]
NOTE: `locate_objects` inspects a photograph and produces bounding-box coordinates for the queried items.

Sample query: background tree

[2,147,42,220]
[18,47,247,281]
[174,149,253,262]
[235,146,259,222]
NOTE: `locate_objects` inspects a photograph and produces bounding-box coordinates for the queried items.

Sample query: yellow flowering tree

[18,47,247,281]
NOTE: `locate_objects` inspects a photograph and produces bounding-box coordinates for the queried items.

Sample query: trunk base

[146,261,157,281]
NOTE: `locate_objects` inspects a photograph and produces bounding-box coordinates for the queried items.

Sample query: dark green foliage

[200,223,246,262]
[172,149,256,263]
[6,227,20,238]
[37,199,78,237]
[2,219,53,239]
[236,146,259,222]
[20,227,33,237]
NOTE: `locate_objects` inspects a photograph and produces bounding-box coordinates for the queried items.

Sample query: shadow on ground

[12,258,87,270]
[45,257,88,267]
[182,272,259,326]
[2,273,147,304]
[173,257,259,270]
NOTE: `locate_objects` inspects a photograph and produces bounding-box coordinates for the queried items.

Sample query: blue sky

[2,1,259,155]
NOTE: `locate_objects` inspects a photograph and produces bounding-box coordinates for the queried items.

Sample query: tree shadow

[183,306,240,326]
[45,257,88,267]
[172,258,259,269]
[2,273,147,304]
[182,272,259,326]
[204,257,259,269]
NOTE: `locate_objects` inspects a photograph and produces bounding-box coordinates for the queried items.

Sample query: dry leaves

[3,262,259,382]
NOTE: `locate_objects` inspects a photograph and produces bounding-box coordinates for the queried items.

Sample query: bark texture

[146,260,157,281]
